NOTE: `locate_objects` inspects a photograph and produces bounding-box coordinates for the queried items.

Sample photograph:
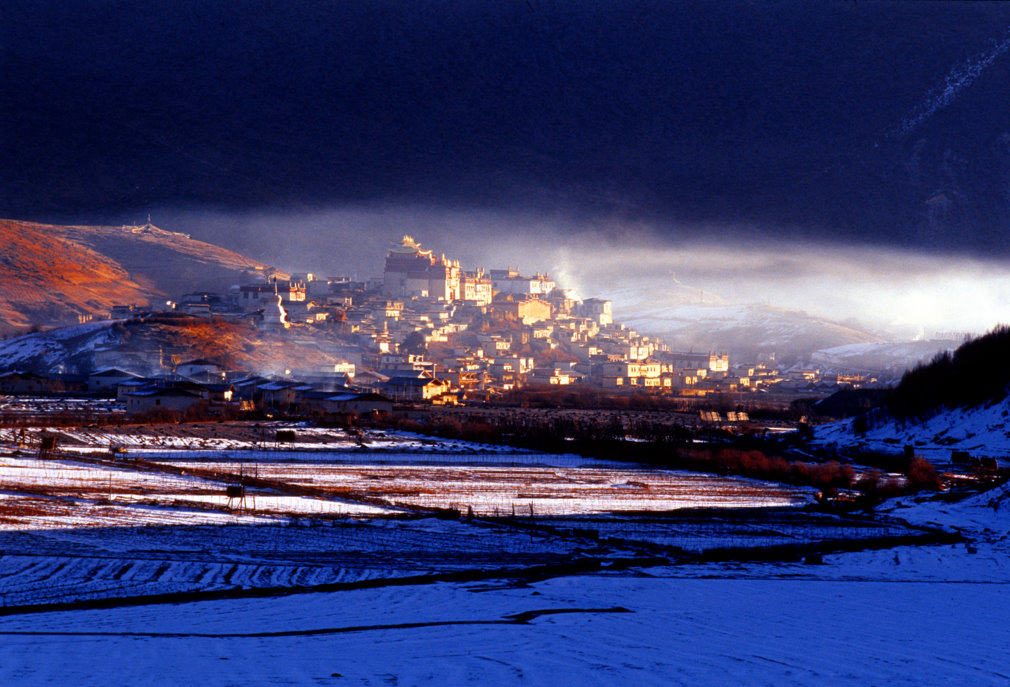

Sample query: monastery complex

[39,233,866,415]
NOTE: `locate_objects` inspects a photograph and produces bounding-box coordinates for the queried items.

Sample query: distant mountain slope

[49,221,278,294]
[619,300,883,365]
[811,340,960,375]
[815,327,1010,462]
[0,219,279,333]
[0,221,152,332]
[0,315,338,376]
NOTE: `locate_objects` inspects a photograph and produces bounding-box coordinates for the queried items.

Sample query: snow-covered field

[0,422,1005,684]
[143,459,810,516]
[0,454,396,529]
[0,574,1005,687]
[0,424,813,526]
[1,535,1006,685]
[0,423,523,455]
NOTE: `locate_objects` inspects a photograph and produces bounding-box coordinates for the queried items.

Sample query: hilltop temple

[382,235,461,301]
[381,235,492,305]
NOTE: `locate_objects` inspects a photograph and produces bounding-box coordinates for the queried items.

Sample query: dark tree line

[888,325,1010,420]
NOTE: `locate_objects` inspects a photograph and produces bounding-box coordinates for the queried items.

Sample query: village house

[441,368,488,391]
[498,355,535,375]
[88,368,144,394]
[663,352,731,376]
[125,387,204,416]
[378,353,434,376]
[0,371,54,395]
[175,359,226,380]
[575,298,613,326]
[256,381,300,409]
[461,270,493,305]
[379,376,451,401]
[477,335,513,355]
[380,300,404,320]
[484,363,517,389]
[199,383,234,403]
[530,324,554,339]
[321,392,395,415]
[490,295,552,325]
[709,353,730,374]
[237,279,306,309]
[547,290,577,316]
[115,378,152,401]
[176,292,234,315]
[329,361,356,380]
[489,268,556,297]
[92,345,166,375]
[529,366,581,385]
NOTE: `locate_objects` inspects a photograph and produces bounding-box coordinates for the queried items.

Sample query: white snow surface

[618,300,881,360]
[815,395,1010,463]
[0,426,1007,684]
[0,321,118,372]
[20,426,560,458]
[811,339,956,373]
[0,558,1006,685]
[0,454,393,528]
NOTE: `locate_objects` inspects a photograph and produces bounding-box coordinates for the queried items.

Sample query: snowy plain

[0,424,1005,684]
[2,574,1007,687]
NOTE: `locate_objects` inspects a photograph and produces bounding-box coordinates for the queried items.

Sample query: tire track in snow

[0,606,632,638]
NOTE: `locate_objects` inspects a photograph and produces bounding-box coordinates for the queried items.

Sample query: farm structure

[125,388,204,415]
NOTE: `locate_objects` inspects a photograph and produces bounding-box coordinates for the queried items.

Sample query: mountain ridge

[0,219,280,333]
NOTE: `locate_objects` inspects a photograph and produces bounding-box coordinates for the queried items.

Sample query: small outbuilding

[125,388,203,415]
[88,368,144,394]
[323,392,394,414]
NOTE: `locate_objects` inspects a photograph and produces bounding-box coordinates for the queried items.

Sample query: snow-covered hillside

[0,320,118,374]
[618,299,883,364]
[605,278,955,370]
[815,396,1010,464]
[811,339,957,374]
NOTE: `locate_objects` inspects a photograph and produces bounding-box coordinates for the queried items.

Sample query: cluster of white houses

[10,235,872,409]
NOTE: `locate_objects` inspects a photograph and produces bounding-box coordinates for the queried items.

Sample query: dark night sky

[4,0,1010,259]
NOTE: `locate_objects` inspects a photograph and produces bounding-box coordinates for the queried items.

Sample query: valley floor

[0,422,1005,685]
[0,558,1006,686]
